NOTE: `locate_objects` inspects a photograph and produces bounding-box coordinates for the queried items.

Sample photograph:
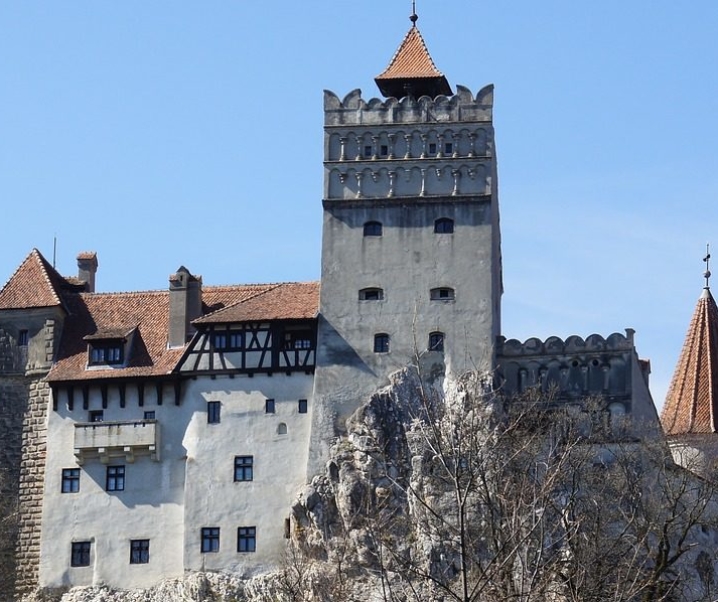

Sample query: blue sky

[2,2,718,407]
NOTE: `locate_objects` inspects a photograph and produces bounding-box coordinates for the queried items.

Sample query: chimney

[168,266,202,348]
[77,252,98,293]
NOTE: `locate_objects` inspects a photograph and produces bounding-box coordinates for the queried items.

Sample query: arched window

[374,333,390,353]
[363,221,383,237]
[434,218,454,234]
[359,287,384,301]
[277,423,288,435]
[428,332,445,352]
[430,287,455,301]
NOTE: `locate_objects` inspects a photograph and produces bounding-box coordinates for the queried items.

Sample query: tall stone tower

[309,12,502,472]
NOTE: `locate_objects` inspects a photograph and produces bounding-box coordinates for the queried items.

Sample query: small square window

[89,410,104,423]
[130,539,150,564]
[106,465,125,492]
[207,401,221,424]
[143,411,155,420]
[201,527,220,553]
[298,399,308,414]
[61,468,80,493]
[237,526,256,553]
[265,399,275,414]
[374,334,390,353]
[234,456,254,481]
[71,541,91,567]
[18,330,28,346]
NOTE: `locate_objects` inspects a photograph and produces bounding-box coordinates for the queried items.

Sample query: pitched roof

[661,288,718,435]
[195,282,320,324]
[0,249,71,310]
[46,282,318,383]
[375,23,452,99]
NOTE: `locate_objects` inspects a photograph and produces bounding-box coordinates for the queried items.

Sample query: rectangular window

[18,329,28,346]
[106,465,125,491]
[143,411,155,420]
[265,399,275,414]
[380,144,388,156]
[212,331,243,351]
[445,142,454,155]
[207,401,221,424]
[89,343,123,365]
[363,145,372,157]
[237,526,256,553]
[130,539,150,564]
[283,331,314,350]
[61,468,80,493]
[71,541,91,567]
[298,399,308,414]
[89,410,104,422]
[201,527,220,553]
[428,142,437,155]
[234,456,254,481]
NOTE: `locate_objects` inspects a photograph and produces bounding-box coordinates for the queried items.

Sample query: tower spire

[410,1,418,24]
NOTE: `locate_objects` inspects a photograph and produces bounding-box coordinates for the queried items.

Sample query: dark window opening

[363,145,372,157]
[359,288,384,301]
[89,410,104,423]
[71,542,91,567]
[234,456,254,481]
[429,332,445,352]
[61,468,80,493]
[283,330,314,350]
[430,287,456,301]
[130,539,150,564]
[89,343,123,366]
[201,527,220,553]
[374,334,390,353]
[237,526,256,553]
[434,218,454,234]
[445,142,454,155]
[106,465,125,492]
[207,401,221,424]
[143,411,155,420]
[298,399,308,414]
[18,330,28,346]
[265,399,275,414]
[428,143,437,155]
[380,144,388,156]
[363,221,383,237]
[212,331,244,351]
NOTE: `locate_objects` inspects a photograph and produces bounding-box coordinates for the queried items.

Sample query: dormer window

[89,342,124,366]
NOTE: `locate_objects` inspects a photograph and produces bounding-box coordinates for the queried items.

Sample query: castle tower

[310,12,502,472]
[661,253,718,474]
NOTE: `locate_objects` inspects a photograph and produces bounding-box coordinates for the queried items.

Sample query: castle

[0,10,687,598]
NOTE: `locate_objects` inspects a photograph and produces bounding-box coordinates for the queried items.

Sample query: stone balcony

[74,420,160,464]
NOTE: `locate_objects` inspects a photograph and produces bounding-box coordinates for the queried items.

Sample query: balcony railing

[74,420,159,464]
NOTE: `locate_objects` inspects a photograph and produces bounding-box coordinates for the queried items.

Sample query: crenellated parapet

[497,330,639,409]
[324,85,495,201]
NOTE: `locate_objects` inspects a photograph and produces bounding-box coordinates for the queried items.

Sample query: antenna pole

[53,235,57,269]
[704,243,711,289]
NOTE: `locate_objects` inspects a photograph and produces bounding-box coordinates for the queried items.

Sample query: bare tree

[292,368,718,602]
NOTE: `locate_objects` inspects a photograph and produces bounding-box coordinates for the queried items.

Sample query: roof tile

[0,249,67,310]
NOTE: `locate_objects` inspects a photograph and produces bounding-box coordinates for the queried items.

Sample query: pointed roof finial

[704,243,712,289]
[410,0,418,24]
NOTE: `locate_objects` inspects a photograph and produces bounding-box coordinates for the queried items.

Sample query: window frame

[237,526,257,553]
[265,398,275,414]
[429,331,445,352]
[363,221,383,237]
[201,527,220,553]
[61,468,80,493]
[434,218,454,234]
[430,287,456,302]
[359,287,384,301]
[143,411,155,420]
[71,541,91,567]
[18,329,28,346]
[106,465,125,492]
[89,410,104,423]
[207,401,221,424]
[298,399,308,414]
[234,456,254,482]
[88,342,124,366]
[374,333,390,353]
[130,539,150,565]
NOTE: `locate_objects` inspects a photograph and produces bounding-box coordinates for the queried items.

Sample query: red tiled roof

[0,249,68,310]
[376,25,444,81]
[46,282,317,383]
[195,282,320,324]
[661,288,718,435]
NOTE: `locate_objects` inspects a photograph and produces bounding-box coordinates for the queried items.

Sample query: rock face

[22,367,718,601]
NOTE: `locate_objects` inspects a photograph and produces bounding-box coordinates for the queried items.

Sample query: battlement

[323,84,494,126]
[498,330,636,358]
